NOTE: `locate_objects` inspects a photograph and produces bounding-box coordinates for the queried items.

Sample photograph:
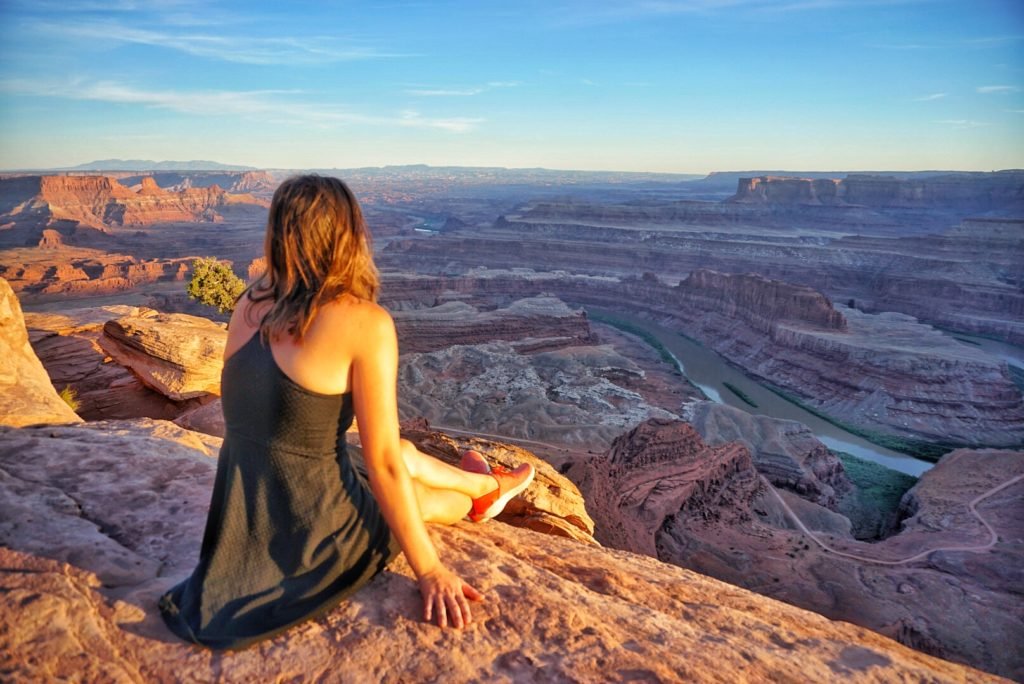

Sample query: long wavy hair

[245,175,379,341]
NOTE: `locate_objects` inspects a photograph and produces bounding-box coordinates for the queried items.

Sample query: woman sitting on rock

[159,174,534,649]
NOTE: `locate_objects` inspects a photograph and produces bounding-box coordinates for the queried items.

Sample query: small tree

[187,257,246,314]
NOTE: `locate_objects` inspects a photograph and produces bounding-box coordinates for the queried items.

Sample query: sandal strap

[469,467,511,521]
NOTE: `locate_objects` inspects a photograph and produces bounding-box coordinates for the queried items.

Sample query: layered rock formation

[380,189,1024,344]
[25,306,211,421]
[378,269,1024,450]
[0,174,266,230]
[566,418,1024,679]
[392,296,597,354]
[0,248,194,300]
[99,312,227,400]
[567,419,760,557]
[0,278,82,426]
[685,400,851,509]
[0,418,994,682]
[120,170,279,196]
[730,171,1024,211]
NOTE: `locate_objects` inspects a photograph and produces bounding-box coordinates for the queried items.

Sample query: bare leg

[400,439,495,500]
[413,481,473,525]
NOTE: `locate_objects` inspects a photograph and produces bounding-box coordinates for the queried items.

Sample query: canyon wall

[0,251,194,299]
[378,269,1024,450]
[730,171,1024,210]
[0,174,268,243]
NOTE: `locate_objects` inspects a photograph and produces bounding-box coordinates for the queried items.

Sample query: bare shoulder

[315,296,396,349]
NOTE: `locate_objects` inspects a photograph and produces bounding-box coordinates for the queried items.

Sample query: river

[587,308,936,477]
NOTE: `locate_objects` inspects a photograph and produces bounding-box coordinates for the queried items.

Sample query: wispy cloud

[933,119,989,128]
[405,81,520,97]
[550,0,929,25]
[29,20,404,65]
[912,92,946,101]
[869,34,1024,51]
[0,79,481,132]
[977,85,1020,94]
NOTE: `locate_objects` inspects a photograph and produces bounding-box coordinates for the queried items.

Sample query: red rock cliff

[730,171,1024,209]
[676,269,848,333]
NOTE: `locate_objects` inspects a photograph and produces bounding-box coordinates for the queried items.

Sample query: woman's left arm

[349,303,481,628]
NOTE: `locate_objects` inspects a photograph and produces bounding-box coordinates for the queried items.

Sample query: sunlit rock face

[0,277,81,427]
[0,418,996,683]
[0,174,267,234]
[25,305,214,421]
[98,311,227,401]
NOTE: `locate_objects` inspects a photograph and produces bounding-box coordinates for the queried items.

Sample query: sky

[0,0,1022,173]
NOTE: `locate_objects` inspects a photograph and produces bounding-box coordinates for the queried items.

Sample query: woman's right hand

[418,565,485,629]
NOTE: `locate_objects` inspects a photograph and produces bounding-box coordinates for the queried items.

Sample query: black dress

[159,332,399,649]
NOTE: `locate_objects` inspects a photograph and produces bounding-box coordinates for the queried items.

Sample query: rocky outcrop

[0,175,268,244]
[685,400,851,508]
[398,340,678,450]
[0,278,82,427]
[730,176,844,205]
[120,170,279,196]
[99,312,227,400]
[393,296,597,354]
[0,250,194,300]
[678,268,847,332]
[730,171,1024,211]
[567,419,761,556]
[565,415,1024,679]
[25,306,211,421]
[0,419,994,682]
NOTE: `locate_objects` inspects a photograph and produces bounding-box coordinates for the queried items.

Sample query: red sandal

[467,462,535,523]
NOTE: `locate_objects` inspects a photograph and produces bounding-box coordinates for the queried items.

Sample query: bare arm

[350,303,481,628]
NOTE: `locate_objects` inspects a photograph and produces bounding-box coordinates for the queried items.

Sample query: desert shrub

[59,385,80,412]
[187,257,246,314]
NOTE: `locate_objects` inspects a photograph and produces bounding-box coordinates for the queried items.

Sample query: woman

[159,175,534,649]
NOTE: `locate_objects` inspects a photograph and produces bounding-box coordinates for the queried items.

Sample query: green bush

[187,257,246,314]
[59,385,80,413]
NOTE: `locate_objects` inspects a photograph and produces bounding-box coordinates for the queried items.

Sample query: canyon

[1,164,1022,679]
[566,418,1024,679]
[0,282,1006,682]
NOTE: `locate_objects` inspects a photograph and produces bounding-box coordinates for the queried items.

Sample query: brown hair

[245,175,379,341]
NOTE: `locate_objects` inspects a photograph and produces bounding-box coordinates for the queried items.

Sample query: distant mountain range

[59,159,257,172]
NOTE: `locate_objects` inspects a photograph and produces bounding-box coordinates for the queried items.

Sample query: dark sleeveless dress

[159,332,399,650]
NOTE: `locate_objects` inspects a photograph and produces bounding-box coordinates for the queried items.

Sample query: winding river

[586,307,937,477]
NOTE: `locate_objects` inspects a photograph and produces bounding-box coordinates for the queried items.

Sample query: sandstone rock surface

[0,419,995,683]
[0,278,81,426]
[25,305,212,420]
[99,312,227,400]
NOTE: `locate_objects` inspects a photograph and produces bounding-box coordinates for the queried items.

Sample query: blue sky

[0,0,1022,172]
